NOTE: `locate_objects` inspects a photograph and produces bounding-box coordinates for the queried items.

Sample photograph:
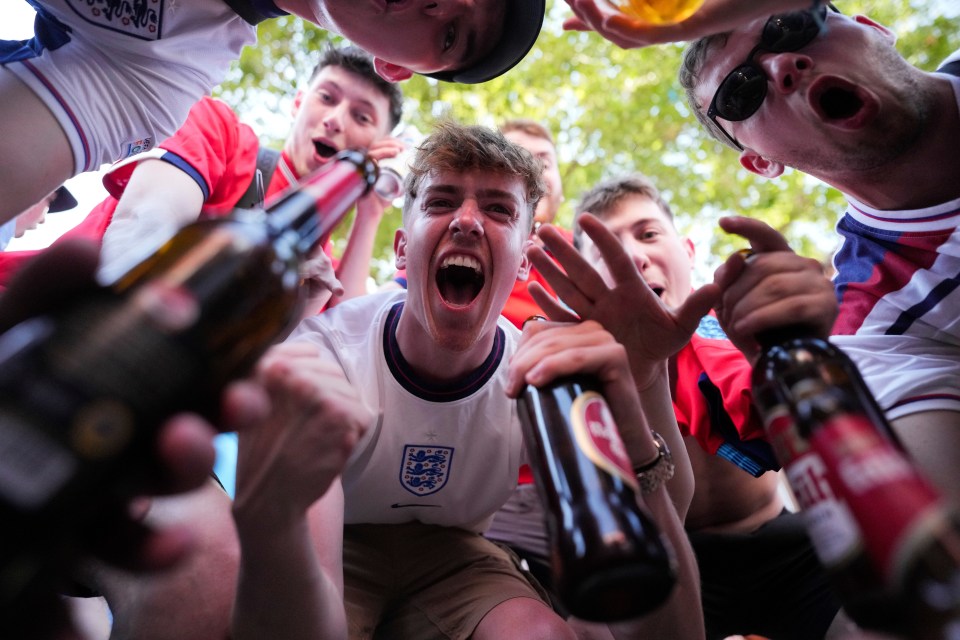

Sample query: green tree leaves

[214,0,959,282]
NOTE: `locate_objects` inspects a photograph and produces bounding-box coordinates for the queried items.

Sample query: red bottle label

[811,413,943,585]
[766,410,862,567]
[571,391,639,492]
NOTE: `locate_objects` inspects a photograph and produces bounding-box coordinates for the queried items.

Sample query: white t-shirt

[830,73,960,419]
[290,291,525,533]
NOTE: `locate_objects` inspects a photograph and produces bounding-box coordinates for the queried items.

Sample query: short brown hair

[499,119,555,148]
[678,33,742,150]
[403,121,545,229]
[573,174,674,249]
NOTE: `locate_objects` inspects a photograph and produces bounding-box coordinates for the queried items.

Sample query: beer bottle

[518,373,677,621]
[0,150,377,622]
[752,325,960,638]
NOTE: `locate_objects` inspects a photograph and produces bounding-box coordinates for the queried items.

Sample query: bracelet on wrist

[633,431,675,495]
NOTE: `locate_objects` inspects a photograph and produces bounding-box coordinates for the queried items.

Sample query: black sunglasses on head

[706,4,830,151]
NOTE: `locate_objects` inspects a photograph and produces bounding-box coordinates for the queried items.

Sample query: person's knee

[474,597,576,640]
[521,613,578,640]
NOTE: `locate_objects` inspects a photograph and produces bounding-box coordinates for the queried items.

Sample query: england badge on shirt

[400,445,453,496]
[68,0,163,41]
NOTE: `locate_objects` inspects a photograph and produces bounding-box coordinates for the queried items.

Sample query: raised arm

[231,341,370,640]
[99,159,205,282]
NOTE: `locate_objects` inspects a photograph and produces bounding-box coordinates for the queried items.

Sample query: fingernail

[523,315,547,328]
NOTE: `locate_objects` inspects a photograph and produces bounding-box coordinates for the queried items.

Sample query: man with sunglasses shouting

[679,6,960,507]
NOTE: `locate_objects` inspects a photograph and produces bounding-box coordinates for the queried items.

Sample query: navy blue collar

[383,302,506,402]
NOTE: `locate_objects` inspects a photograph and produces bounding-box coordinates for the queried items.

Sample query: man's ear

[394,229,408,269]
[739,150,784,179]
[374,58,414,83]
[292,90,304,117]
[853,14,897,44]
[683,236,696,267]
[516,239,533,282]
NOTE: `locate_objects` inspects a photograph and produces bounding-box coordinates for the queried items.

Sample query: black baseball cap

[425,0,546,84]
[48,186,78,213]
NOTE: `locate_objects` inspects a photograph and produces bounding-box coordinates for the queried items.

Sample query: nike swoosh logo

[390,503,441,508]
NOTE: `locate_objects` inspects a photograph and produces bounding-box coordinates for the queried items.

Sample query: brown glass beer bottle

[753,325,960,638]
[518,373,677,621]
[0,150,377,624]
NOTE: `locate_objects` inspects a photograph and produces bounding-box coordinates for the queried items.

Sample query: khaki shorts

[343,521,551,640]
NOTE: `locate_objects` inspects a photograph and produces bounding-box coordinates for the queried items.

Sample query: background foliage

[215,1,960,285]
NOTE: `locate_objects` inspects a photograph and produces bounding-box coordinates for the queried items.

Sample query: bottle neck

[755,324,820,351]
[264,150,377,256]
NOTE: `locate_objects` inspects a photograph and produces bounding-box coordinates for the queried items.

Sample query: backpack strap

[235,146,282,210]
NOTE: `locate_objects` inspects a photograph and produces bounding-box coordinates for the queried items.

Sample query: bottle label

[56,282,204,409]
[762,404,810,464]
[811,412,943,585]
[0,281,207,511]
[570,391,640,492]
[767,412,862,567]
[0,412,78,508]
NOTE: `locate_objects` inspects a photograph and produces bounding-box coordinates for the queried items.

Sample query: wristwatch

[634,431,675,495]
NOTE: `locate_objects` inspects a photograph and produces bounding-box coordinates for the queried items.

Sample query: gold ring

[523,314,548,327]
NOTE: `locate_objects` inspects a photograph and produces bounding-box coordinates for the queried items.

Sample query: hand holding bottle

[0,238,240,505]
[0,239,271,638]
[507,319,645,428]
[507,319,678,621]
[738,216,960,635]
[0,151,377,629]
[507,316,668,486]
[712,216,837,364]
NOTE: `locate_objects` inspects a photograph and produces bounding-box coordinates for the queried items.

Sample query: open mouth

[809,78,873,128]
[651,286,665,298]
[314,140,337,158]
[437,255,484,307]
[819,87,863,120]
